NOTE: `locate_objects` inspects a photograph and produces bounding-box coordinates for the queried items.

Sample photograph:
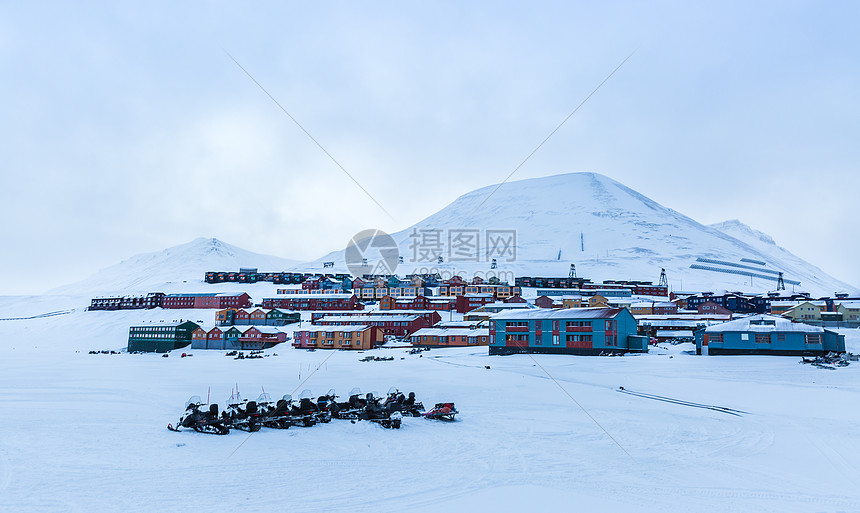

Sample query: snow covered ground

[1,297,859,512]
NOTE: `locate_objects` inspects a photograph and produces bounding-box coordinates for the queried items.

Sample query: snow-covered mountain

[310,172,857,296]
[49,238,300,295]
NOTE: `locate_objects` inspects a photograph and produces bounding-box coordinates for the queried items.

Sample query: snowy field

[1,299,860,512]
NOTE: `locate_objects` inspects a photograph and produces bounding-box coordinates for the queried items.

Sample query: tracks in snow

[0,309,75,321]
[617,388,749,416]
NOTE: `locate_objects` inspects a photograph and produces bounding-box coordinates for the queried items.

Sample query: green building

[127,321,200,353]
[266,308,301,326]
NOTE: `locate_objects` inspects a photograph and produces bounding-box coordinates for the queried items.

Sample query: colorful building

[89,292,165,311]
[455,293,495,313]
[190,325,288,350]
[836,302,860,322]
[292,325,378,350]
[489,308,646,356]
[695,314,845,355]
[127,321,199,353]
[262,294,363,311]
[379,294,456,311]
[313,314,426,337]
[215,308,300,326]
[161,293,251,309]
[310,310,441,327]
[781,301,824,323]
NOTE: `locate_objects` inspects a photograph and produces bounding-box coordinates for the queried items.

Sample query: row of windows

[566,334,593,343]
[310,332,354,338]
[713,333,823,344]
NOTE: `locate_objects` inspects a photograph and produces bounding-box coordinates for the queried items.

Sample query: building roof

[837,301,860,309]
[410,327,489,337]
[656,330,694,338]
[639,319,710,328]
[703,314,824,333]
[770,301,802,307]
[491,307,625,320]
[218,325,289,334]
[631,302,654,308]
[315,314,419,323]
[131,321,198,328]
[357,309,442,315]
[267,294,356,300]
[296,325,373,333]
[434,320,488,328]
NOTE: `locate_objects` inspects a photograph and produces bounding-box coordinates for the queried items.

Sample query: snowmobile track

[617,388,749,416]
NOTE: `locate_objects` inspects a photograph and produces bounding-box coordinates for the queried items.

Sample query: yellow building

[561,295,583,308]
[629,301,653,316]
[587,294,609,308]
[782,301,822,322]
[837,302,860,321]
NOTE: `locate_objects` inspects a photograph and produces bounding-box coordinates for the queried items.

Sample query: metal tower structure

[569,264,577,279]
[777,271,785,291]
[658,268,668,287]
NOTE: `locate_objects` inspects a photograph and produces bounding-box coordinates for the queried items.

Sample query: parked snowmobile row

[168,388,456,434]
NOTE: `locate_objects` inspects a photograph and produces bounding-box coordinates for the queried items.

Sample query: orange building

[292,325,379,350]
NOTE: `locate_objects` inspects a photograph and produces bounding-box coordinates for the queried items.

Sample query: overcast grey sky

[1,1,858,295]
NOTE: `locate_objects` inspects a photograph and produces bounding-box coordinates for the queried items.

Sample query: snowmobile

[359,392,402,429]
[423,402,458,421]
[224,393,262,432]
[316,389,339,418]
[168,396,230,435]
[331,387,367,420]
[259,394,294,429]
[299,389,331,424]
[285,392,318,427]
[382,388,425,418]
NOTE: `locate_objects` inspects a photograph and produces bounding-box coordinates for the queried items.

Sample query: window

[755,334,770,344]
[505,334,528,342]
[566,321,591,329]
[806,334,821,345]
[777,333,785,342]
[741,333,749,341]
[552,334,560,345]
[566,334,593,343]
[709,334,723,344]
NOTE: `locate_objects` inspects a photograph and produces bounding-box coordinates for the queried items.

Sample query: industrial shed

[695,314,845,356]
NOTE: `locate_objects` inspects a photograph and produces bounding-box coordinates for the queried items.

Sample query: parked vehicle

[424,402,458,421]
[224,393,262,432]
[168,396,230,435]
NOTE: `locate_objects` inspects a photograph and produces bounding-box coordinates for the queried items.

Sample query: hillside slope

[49,238,301,295]
[311,172,856,295]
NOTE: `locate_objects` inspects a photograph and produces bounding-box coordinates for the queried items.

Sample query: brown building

[292,325,378,350]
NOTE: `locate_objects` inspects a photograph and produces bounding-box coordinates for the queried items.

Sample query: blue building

[489,308,647,356]
[695,314,845,356]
